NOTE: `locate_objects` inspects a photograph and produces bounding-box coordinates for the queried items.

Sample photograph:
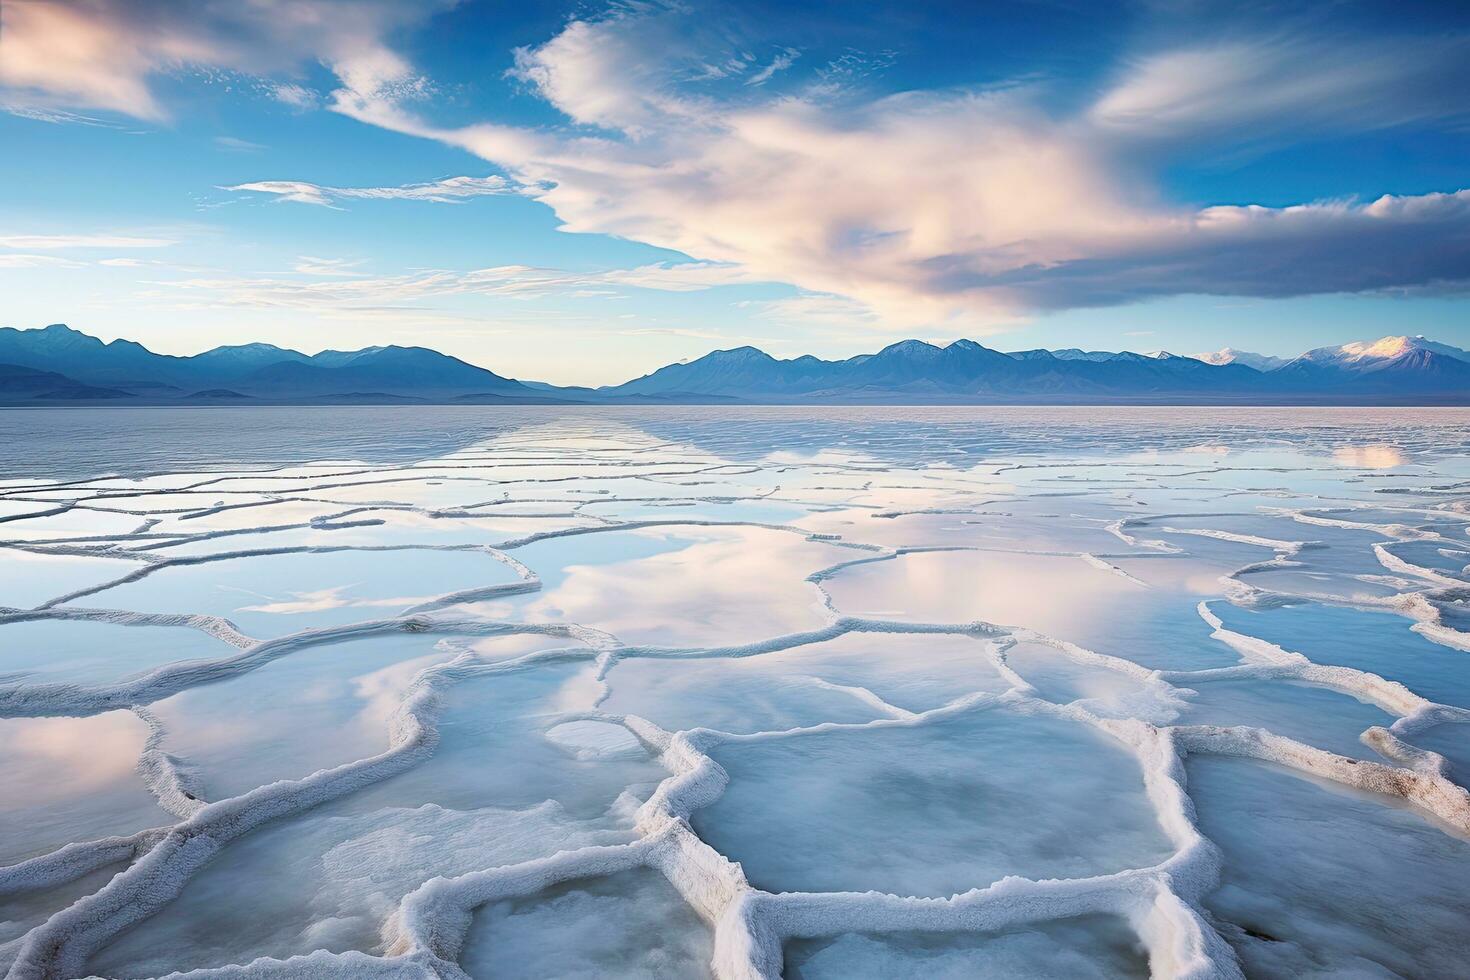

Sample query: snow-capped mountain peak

[1294,334,1470,368]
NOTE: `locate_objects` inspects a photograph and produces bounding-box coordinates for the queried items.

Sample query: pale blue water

[2,405,1469,478]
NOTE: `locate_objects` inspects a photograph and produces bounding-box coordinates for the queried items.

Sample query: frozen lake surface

[1,405,1469,978]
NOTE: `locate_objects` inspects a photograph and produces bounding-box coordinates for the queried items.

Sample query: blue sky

[2,0,1468,385]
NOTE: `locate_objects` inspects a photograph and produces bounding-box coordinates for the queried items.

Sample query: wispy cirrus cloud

[0,253,84,269]
[214,135,266,152]
[270,83,317,110]
[0,233,176,249]
[1091,36,1470,142]
[1,103,124,127]
[748,293,883,329]
[151,260,759,314]
[746,48,800,86]
[223,175,520,208]
[292,256,370,277]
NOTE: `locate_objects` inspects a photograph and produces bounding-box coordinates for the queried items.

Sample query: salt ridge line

[1266,504,1450,541]
[1176,500,1470,653]
[18,516,886,611]
[15,456,758,502]
[1373,541,1467,589]
[1080,553,1151,586]
[0,829,169,899]
[1219,538,1470,654]
[1191,579,1470,783]
[0,469,841,527]
[133,706,208,820]
[28,542,536,611]
[1155,526,1310,553]
[0,465,786,541]
[1,515,389,552]
[0,613,620,719]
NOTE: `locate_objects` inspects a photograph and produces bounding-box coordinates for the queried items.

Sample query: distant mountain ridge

[601,338,1270,401]
[0,324,554,403]
[0,324,1466,405]
[594,334,1470,403]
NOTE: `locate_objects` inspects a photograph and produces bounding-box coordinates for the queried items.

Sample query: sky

[2,0,1469,386]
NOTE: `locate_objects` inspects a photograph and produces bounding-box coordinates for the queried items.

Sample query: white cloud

[597,261,754,291]
[747,48,800,86]
[152,260,765,314]
[292,256,370,277]
[0,253,83,269]
[980,190,1470,309]
[271,82,317,109]
[328,5,1470,329]
[1,103,121,127]
[752,293,881,328]
[615,326,745,341]
[504,8,695,135]
[1091,37,1470,141]
[0,0,448,121]
[215,135,266,152]
[0,0,213,119]
[0,234,176,249]
[224,175,519,208]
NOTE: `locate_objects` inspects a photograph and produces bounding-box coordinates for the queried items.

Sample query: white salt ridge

[1080,553,1151,586]
[1157,526,1308,553]
[1268,504,1446,541]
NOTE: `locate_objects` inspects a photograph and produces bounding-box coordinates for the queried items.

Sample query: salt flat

[1,406,1468,979]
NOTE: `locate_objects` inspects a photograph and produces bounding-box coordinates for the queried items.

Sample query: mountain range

[1,324,1466,406]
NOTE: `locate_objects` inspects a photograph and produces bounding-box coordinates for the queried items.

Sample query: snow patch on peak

[1188,348,1289,371]
[1341,336,1416,360]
